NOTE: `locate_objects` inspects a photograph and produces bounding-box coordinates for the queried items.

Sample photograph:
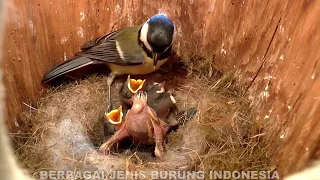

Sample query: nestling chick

[119,75,178,128]
[100,91,170,159]
[119,75,146,110]
[144,82,178,128]
[104,106,124,130]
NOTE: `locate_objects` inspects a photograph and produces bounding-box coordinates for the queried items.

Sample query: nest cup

[13,56,271,179]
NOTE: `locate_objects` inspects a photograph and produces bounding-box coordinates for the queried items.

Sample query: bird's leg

[147,108,164,160]
[160,113,179,135]
[151,119,165,160]
[99,125,129,155]
[107,72,116,112]
[166,113,179,127]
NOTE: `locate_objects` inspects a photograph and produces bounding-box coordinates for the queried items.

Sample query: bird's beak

[168,90,176,104]
[105,106,123,125]
[127,75,146,94]
[156,81,166,94]
[134,91,148,102]
[132,92,148,112]
[153,53,159,68]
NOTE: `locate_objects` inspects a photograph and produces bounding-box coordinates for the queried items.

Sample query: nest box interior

[2,0,320,179]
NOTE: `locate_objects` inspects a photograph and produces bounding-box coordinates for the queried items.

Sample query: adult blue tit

[42,13,175,111]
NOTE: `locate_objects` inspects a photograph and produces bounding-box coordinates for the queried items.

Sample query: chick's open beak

[106,106,123,125]
[127,75,146,94]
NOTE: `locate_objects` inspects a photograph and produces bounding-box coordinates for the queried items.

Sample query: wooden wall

[2,0,320,177]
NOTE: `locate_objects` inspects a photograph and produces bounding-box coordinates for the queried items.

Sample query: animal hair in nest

[12,58,271,179]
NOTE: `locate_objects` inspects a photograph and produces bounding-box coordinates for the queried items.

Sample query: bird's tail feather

[41,56,95,84]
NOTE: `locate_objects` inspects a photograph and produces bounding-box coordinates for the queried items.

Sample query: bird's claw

[154,145,164,161]
[99,142,112,155]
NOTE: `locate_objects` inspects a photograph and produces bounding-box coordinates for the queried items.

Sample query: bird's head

[105,106,123,126]
[151,81,166,94]
[132,91,148,113]
[126,75,146,94]
[139,14,175,67]
[119,75,146,106]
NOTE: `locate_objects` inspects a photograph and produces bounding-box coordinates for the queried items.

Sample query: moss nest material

[12,57,272,179]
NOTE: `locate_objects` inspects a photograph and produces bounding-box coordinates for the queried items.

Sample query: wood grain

[2,0,320,177]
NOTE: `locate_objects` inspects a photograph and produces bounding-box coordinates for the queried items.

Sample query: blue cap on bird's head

[139,14,175,68]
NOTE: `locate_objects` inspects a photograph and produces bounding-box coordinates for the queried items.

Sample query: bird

[99,91,167,159]
[104,105,124,130]
[119,75,179,128]
[144,81,177,124]
[119,75,146,111]
[103,75,146,138]
[42,14,175,112]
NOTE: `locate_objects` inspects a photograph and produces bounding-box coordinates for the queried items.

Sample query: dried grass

[11,56,271,179]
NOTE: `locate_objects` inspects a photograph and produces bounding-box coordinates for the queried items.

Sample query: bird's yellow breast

[106,56,168,75]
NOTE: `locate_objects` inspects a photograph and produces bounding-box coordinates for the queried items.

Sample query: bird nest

[11,57,271,179]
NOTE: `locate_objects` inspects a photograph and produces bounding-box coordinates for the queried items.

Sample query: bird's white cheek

[140,22,153,52]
